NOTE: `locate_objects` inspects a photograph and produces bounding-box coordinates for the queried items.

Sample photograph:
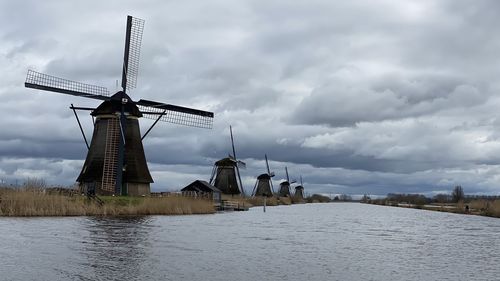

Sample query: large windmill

[24,16,214,196]
[209,126,245,195]
[252,154,275,197]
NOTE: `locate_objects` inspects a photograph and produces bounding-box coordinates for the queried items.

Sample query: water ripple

[1,204,500,280]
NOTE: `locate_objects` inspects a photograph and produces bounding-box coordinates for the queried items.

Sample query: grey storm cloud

[2,0,500,196]
[292,74,490,127]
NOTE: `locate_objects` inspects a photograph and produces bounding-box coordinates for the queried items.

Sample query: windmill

[294,175,305,201]
[252,154,275,197]
[24,15,214,196]
[209,125,245,195]
[278,166,296,197]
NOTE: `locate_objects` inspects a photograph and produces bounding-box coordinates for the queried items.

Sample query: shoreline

[0,190,216,217]
[0,188,332,217]
[362,201,500,218]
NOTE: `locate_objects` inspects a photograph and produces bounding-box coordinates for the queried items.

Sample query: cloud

[1,0,500,196]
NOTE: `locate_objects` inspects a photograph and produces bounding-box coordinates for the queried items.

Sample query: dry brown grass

[468,199,500,217]
[291,196,306,204]
[220,194,253,207]
[0,188,215,217]
[278,197,292,205]
[246,196,278,206]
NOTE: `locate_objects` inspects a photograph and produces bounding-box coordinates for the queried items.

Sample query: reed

[291,196,306,204]
[278,197,292,205]
[469,199,500,217]
[0,188,215,217]
[246,197,278,206]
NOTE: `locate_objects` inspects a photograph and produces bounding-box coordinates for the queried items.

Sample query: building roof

[181,180,221,193]
[257,173,271,180]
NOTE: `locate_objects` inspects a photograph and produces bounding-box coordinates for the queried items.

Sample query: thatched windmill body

[25,16,214,196]
[252,154,275,197]
[209,126,245,195]
[294,176,305,200]
[278,166,295,197]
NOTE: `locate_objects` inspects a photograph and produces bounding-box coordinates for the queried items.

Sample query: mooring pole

[263,196,266,213]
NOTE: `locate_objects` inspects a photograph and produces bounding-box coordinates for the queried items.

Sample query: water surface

[1,203,499,280]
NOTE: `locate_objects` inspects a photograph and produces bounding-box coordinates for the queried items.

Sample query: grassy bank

[0,188,215,217]
[226,193,332,207]
[467,200,500,217]
[365,199,500,218]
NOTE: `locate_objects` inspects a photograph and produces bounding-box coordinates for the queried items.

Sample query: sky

[1,0,500,196]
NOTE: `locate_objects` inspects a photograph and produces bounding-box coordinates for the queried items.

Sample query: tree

[452,185,464,203]
[433,193,451,203]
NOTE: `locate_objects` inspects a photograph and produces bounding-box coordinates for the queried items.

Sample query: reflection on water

[78,217,152,281]
[1,204,500,281]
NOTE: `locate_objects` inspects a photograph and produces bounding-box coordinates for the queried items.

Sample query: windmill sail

[265,154,275,177]
[230,125,245,196]
[137,99,213,129]
[122,16,145,92]
[25,70,110,100]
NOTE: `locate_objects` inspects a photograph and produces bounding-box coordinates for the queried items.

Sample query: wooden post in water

[263,196,266,213]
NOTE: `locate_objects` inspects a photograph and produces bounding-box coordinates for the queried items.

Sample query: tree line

[363,185,473,205]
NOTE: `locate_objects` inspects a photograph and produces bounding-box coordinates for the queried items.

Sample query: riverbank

[0,187,332,217]
[364,199,500,218]
[0,189,215,216]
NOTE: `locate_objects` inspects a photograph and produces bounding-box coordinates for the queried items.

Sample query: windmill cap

[257,173,271,180]
[92,91,142,117]
[215,157,238,166]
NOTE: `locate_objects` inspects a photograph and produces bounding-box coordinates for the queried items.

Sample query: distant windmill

[294,175,305,201]
[24,15,214,196]
[278,166,296,197]
[252,154,275,197]
[209,126,245,195]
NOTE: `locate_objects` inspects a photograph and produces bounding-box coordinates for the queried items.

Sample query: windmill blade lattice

[137,100,213,129]
[25,70,110,100]
[237,160,246,169]
[265,154,275,177]
[122,16,145,92]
